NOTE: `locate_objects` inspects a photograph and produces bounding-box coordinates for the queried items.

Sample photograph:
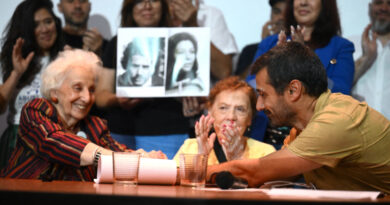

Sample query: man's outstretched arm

[207,148,322,187]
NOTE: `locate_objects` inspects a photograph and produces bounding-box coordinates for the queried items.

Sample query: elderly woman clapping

[0,49,165,181]
[174,77,275,165]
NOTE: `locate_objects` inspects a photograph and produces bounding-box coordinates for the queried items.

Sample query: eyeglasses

[262,180,316,190]
[134,0,159,8]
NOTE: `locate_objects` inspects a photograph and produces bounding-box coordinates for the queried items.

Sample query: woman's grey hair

[41,49,102,99]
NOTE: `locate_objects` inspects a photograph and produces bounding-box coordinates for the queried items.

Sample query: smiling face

[255,68,296,128]
[209,89,253,140]
[133,0,162,27]
[128,54,153,86]
[369,0,390,34]
[174,40,196,72]
[34,8,57,55]
[52,67,95,127]
[58,0,91,27]
[293,0,322,27]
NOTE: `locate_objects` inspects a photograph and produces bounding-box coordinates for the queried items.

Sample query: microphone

[215,171,248,189]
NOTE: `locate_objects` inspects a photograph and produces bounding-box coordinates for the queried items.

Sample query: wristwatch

[93,150,101,166]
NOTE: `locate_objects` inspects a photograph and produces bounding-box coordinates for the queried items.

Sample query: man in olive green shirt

[207,42,390,194]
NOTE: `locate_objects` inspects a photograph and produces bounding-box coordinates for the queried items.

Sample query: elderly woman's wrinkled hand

[220,121,246,161]
[195,114,216,155]
[135,148,167,159]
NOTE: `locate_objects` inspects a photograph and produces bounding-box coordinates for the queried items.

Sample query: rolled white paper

[138,158,177,185]
[94,155,177,185]
[94,154,114,183]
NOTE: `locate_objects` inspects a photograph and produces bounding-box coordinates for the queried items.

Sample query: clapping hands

[277,25,306,46]
[195,114,216,155]
[217,120,246,161]
[195,115,246,161]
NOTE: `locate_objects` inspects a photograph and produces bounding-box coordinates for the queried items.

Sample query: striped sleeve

[84,116,128,152]
[19,98,90,167]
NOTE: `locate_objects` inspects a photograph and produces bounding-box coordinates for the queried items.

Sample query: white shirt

[351,39,390,120]
[0,56,49,124]
[197,1,239,55]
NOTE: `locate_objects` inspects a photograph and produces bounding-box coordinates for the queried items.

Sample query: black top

[99,36,190,135]
[235,43,259,76]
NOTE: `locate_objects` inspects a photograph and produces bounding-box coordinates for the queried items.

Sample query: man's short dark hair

[269,0,286,7]
[251,42,328,97]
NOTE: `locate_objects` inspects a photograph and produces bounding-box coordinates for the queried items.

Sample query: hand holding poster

[116,27,210,97]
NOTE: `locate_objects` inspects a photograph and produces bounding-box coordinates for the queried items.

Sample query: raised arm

[353,24,377,85]
[207,148,322,187]
[0,38,34,113]
[170,0,233,80]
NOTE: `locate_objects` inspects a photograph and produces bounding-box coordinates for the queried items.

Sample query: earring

[51,97,58,103]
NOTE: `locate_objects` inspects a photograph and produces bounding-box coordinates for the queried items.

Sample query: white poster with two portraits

[116,27,210,97]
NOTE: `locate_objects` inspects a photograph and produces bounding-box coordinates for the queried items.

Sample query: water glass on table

[113,152,141,185]
[179,153,208,188]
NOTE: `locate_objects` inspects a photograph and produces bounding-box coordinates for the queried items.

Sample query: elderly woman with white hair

[0,49,166,181]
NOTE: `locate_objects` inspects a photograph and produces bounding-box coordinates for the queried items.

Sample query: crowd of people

[0,0,389,194]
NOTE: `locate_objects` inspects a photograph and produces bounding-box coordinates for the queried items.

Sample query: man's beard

[65,16,88,28]
[370,8,390,35]
[372,19,390,35]
[265,100,296,128]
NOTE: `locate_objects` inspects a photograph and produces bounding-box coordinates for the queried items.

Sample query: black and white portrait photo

[165,32,203,94]
[116,27,209,97]
[165,28,210,97]
[117,37,164,87]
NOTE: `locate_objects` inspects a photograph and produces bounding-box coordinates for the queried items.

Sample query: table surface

[0,178,389,204]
